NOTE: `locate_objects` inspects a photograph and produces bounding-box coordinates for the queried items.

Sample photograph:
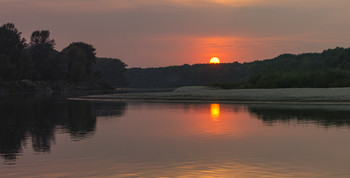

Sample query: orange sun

[210,57,220,64]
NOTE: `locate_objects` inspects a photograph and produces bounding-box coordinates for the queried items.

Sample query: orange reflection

[210,104,220,121]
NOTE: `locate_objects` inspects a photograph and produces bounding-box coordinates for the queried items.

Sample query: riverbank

[0,80,116,95]
[74,86,350,104]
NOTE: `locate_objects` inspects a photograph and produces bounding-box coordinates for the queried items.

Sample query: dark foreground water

[1,97,350,177]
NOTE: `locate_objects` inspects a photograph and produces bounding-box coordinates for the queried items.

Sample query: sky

[1,0,350,67]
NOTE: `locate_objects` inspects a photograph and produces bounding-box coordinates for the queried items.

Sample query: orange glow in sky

[3,0,350,67]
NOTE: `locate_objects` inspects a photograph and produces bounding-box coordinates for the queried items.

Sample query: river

[1,96,350,177]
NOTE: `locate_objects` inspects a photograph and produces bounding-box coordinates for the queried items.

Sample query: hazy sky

[1,0,350,67]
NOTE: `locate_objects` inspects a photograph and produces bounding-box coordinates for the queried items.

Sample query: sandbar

[73,86,350,104]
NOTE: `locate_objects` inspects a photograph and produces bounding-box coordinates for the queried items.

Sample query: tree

[28,30,57,80]
[93,58,128,87]
[61,42,97,82]
[0,23,29,81]
[29,30,55,48]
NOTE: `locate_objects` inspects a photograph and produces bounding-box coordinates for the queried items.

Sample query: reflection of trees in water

[66,101,97,140]
[248,105,350,127]
[0,97,126,164]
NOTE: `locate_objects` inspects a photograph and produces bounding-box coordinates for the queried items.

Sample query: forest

[3,22,350,91]
[127,47,350,89]
[0,23,127,93]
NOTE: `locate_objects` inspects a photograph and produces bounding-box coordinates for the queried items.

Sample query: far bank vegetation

[127,48,350,89]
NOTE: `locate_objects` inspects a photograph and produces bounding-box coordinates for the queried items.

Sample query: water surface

[1,97,350,177]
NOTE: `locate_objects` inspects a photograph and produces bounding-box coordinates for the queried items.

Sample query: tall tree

[0,23,29,81]
[28,30,57,80]
[62,42,96,82]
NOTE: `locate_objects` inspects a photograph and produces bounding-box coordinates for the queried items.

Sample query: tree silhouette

[0,23,29,81]
[62,42,97,82]
[0,22,128,91]
[28,30,57,80]
[29,30,55,48]
[93,58,128,87]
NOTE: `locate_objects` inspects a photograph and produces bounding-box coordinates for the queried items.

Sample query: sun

[210,57,220,64]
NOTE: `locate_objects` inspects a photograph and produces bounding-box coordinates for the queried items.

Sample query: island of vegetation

[0,23,127,94]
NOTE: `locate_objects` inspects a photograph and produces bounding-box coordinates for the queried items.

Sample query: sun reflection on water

[210,104,220,121]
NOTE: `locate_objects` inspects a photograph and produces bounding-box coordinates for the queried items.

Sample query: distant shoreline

[72,86,350,104]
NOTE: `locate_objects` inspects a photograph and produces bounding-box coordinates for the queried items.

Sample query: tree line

[127,47,350,89]
[210,48,350,89]
[127,62,249,88]
[0,23,127,92]
[3,22,350,90]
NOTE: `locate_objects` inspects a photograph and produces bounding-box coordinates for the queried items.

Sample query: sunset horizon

[2,0,350,67]
[2,1,350,177]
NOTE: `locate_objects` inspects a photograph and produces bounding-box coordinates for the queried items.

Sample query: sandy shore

[73,86,350,104]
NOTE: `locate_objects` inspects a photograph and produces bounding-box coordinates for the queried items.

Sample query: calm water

[1,97,350,177]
